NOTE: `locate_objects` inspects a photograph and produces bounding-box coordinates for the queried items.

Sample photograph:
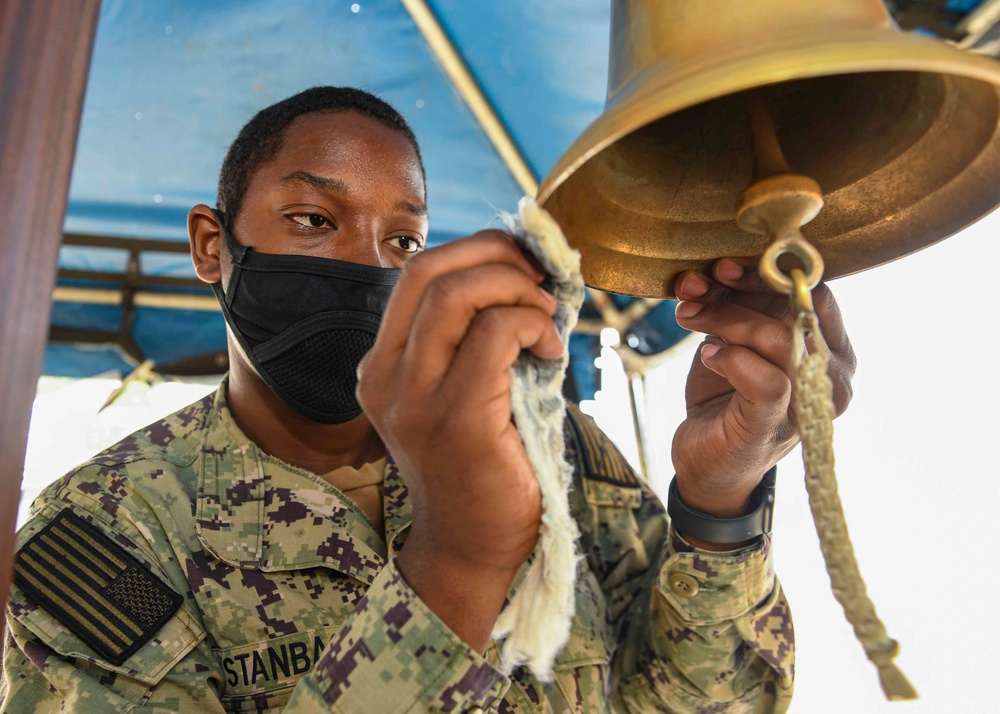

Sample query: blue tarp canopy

[49,0,991,386]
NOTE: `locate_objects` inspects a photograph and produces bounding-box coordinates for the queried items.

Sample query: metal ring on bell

[760,236,824,296]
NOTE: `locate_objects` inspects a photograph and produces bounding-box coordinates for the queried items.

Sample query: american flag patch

[14,508,182,666]
[566,403,640,487]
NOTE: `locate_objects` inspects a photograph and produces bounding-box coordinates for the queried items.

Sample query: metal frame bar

[51,233,219,366]
[52,286,219,311]
[59,268,205,290]
[958,0,1000,47]
[56,232,215,308]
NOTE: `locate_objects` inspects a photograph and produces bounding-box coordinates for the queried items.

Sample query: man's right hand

[356,230,562,652]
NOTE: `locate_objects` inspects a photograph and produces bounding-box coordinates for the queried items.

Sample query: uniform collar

[195,378,413,585]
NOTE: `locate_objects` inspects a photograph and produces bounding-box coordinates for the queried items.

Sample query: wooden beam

[0,0,101,625]
[63,232,193,254]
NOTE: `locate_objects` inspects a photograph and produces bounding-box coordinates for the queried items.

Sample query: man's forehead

[281,111,415,160]
[264,112,424,189]
[245,111,426,203]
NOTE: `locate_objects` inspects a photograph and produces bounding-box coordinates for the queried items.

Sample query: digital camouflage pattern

[1,381,794,713]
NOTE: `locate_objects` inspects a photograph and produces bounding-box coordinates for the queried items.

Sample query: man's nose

[337,226,383,268]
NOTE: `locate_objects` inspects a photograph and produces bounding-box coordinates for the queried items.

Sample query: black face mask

[211,211,401,424]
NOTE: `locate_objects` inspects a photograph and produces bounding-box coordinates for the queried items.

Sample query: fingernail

[701,343,721,359]
[716,259,744,281]
[678,273,709,298]
[675,301,703,319]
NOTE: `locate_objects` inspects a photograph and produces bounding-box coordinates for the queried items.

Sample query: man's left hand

[671,257,856,523]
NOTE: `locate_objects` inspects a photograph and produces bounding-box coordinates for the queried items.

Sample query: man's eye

[389,235,422,253]
[290,214,329,228]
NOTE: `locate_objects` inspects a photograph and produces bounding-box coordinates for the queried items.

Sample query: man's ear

[188,204,223,284]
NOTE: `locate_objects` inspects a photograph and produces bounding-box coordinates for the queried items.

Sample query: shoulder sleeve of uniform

[7,499,204,692]
[563,403,665,609]
[564,403,641,489]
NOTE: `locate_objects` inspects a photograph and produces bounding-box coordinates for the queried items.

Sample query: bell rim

[538,28,1000,206]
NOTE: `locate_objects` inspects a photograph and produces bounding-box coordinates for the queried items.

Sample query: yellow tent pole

[400,0,539,196]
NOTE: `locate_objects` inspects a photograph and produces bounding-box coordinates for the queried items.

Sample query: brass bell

[537,0,1000,297]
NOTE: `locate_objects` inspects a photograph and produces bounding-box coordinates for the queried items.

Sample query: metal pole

[626,371,650,480]
[0,0,101,625]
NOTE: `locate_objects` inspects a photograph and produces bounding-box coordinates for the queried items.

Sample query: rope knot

[865,638,900,667]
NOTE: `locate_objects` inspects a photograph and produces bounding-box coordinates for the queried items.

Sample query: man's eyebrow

[280,171,349,194]
[397,200,428,218]
[282,171,426,217]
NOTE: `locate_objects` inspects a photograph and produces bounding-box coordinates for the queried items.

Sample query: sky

[21,207,1000,712]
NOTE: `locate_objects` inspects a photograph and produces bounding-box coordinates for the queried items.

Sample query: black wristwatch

[667,466,777,544]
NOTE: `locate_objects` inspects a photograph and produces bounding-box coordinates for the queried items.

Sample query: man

[1,87,855,712]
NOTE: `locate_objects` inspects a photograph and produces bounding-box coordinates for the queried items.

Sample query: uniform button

[466,708,485,714]
[668,572,700,597]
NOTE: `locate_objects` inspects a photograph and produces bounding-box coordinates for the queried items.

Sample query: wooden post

[0,0,101,627]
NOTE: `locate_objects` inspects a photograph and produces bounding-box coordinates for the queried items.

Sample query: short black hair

[216,86,424,227]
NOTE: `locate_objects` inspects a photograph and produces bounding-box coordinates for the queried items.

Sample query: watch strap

[667,466,777,544]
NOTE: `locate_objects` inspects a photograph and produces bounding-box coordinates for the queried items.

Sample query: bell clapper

[733,92,918,702]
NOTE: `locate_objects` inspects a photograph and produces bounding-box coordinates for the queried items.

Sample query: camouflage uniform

[1,381,794,713]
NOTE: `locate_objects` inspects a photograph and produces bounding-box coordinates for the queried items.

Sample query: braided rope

[792,306,917,701]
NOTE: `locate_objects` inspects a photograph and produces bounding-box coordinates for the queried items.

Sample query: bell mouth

[539,29,1000,298]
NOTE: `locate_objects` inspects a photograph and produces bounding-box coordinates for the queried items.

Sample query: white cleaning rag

[492,197,585,681]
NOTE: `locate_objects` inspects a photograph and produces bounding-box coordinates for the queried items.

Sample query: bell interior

[545,70,1000,296]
